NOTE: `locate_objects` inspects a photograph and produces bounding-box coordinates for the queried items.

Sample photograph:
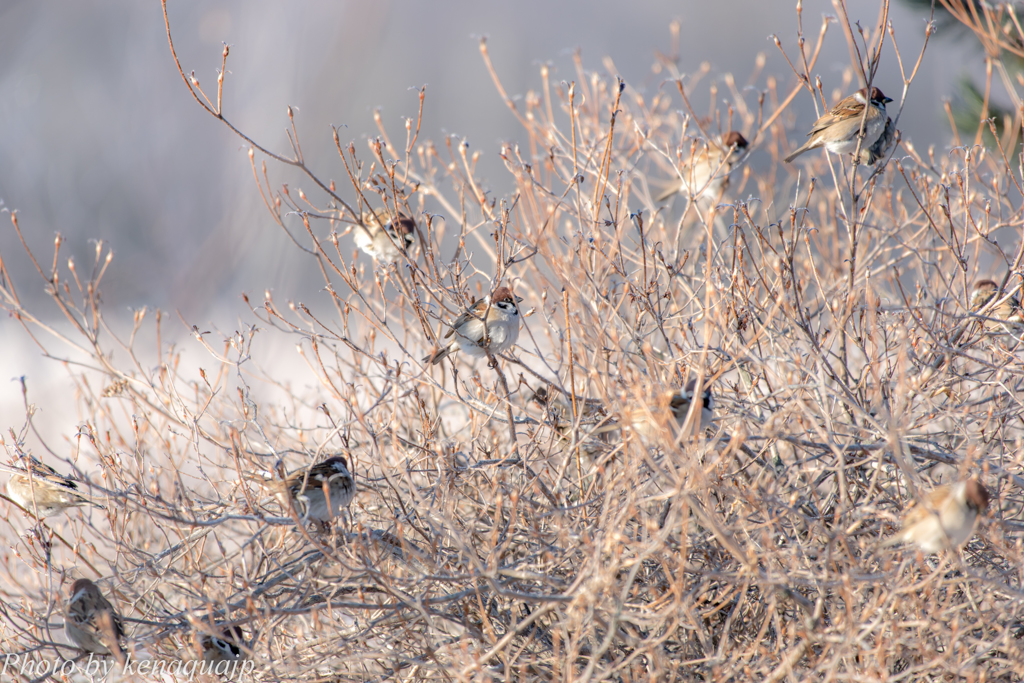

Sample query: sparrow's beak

[883,96,893,104]
[515,296,524,303]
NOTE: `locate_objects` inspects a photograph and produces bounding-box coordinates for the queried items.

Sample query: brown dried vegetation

[2,1,1024,680]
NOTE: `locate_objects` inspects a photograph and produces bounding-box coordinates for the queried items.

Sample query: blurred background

[0,0,990,438]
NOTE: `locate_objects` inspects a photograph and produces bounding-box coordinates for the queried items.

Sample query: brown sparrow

[784,87,892,163]
[6,455,102,518]
[197,625,246,662]
[530,386,608,430]
[530,386,611,453]
[272,458,356,528]
[273,456,355,528]
[621,379,716,440]
[970,279,1024,333]
[64,578,125,659]
[656,131,748,203]
[882,478,989,553]
[424,286,524,365]
[353,207,416,263]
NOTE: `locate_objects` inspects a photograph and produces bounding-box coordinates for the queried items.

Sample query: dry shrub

[2,1,1024,680]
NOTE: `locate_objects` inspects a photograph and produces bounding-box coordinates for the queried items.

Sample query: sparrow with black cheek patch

[6,455,103,518]
[197,625,247,662]
[970,279,1024,334]
[64,578,125,661]
[273,456,355,530]
[656,131,749,203]
[621,379,716,440]
[354,208,416,263]
[424,286,524,365]
[784,87,893,163]
[882,478,989,553]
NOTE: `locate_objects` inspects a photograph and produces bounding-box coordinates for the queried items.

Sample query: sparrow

[424,286,524,365]
[530,386,608,430]
[882,478,989,553]
[64,578,125,660]
[970,279,1024,333]
[196,624,247,662]
[530,386,612,454]
[784,87,893,163]
[273,456,355,528]
[353,207,416,263]
[620,379,716,440]
[656,131,748,203]
[6,455,103,518]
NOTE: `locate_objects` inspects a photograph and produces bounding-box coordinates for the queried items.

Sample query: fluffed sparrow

[6,455,103,518]
[64,578,125,659]
[882,478,989,553]
[784,87,893,163]
[970,279,1024,333]
[273,456,355,528]
[656,131,749,203]
[424,286,524,365]
[621,379,716,440]
[353,207,416,263]
[197,625,247,662]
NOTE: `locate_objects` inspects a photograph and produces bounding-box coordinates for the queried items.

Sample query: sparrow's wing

[444,300,483,339]
[811,112,876,145]
[803,109,847,138]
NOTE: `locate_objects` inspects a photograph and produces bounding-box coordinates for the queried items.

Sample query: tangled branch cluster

[2,1,1024,680]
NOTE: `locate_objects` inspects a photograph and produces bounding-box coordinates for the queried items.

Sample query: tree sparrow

[656,131,748,203]
[423,286,524,365]
[273,456,355,529]
[64,578,125,660]
[622,379,716,440]
[530,386,612,453]
[882,478,989,553]
[6,455,103,518]
[353,207,416,263]
[197,625,247,662]
[530,386,608,430]
[970,279,1024,333]
[784,87,893,163]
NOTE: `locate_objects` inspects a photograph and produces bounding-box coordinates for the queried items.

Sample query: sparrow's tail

[423,343,454,365]
[783,142,814,163]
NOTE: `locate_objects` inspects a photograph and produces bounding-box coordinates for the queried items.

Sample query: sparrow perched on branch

[882,478,989,553]
[970,279,1024,333]
[656,131,749,203]
[197,625,247,662]
[354,207,416,263]
[64,578,125,660]
[272,456,355,529]
[535,379,715,443]
[6,455,103,518]
[620,379,716,440]
[784,87,893,164]
[424,286,524,365]
[530,387,608,430]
